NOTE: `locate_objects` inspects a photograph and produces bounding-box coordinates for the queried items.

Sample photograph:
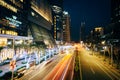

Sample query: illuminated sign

[0,28,18,36]
[6,16,22,28]
[0,0,17,13]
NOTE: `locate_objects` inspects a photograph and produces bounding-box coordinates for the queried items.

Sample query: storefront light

[15,40,23,44]
[0,38,7,46]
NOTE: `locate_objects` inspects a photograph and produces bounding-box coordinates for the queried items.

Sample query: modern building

[90,27,104,44]
[80,22,85,42]
[0,0,28,47]
[104,0,120,40]
[49,0,63,44]
[111,0,120,39]
[0,0,33,61]
[94,27,104,36]
[26,0,55,48]
[63,11,71,43]
[111,0,120,23]
[0,0,55,61]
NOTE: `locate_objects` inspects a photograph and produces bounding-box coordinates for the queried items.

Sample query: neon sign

[5,16,22,28]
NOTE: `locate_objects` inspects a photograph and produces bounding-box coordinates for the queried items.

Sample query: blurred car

[17,73,24,78]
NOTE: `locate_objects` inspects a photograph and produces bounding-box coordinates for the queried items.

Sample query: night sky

[63,0,111,42]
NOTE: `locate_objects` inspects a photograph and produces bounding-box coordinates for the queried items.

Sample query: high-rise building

[111,0,120,23]
[28,0,55,47]
[0,0,28,46]
[49,0,63,44]
[109,0,120,39]
[0,0,55,47]
[63,11,71,43]
[80,22,85,42]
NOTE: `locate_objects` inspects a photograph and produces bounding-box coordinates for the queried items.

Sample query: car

[17,73,24,78]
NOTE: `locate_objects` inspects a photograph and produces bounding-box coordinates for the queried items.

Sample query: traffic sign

[10,60,16,70]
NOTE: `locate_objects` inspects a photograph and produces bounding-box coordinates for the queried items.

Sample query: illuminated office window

[20,0,23,2]
[2,30,5,34]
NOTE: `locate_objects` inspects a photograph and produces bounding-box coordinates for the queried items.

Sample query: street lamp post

[104,46,107,61]
[110,44,113,66]
[101,41,106,61]
[11,37,15,80]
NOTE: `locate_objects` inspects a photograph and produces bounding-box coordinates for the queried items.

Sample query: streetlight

[110,43,113,66]
[101,41,106,61]
[103,46,107,61]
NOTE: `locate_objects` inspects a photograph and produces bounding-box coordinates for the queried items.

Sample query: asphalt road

[78,47,120,80]
[44,53,72,80]
[15,46,120,80]
[18,54,66,80]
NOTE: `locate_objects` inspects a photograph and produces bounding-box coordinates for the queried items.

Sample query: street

[16,45,120,80]
[18,53,72,80]
[77,46,120,80]
[0,0,120,80]
[1,45,120,80]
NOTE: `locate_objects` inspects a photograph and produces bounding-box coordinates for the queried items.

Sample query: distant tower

[80,22,85,42]
[63,11,71,43]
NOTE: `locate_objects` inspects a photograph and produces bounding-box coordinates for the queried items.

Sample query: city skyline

[0,1,120,80]
[63,0,111,42]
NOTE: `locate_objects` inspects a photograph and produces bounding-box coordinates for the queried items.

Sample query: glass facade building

[49,0,63,44]
[0,0,28,46]
[63,11,71,43]
[0,0,56,62]
[28,0,55,47]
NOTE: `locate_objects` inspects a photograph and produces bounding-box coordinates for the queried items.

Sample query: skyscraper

[63,11,71,43]
[110,0,120,39]
[80,22,85,42]
[28,0,55,47]
[0,0,28,46]
[49,0,63,44]
[111,0,120,23]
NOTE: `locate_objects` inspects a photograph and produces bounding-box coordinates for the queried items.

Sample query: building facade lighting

[0,0,17,13]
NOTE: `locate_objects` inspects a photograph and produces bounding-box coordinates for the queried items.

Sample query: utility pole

[111,44,113,66]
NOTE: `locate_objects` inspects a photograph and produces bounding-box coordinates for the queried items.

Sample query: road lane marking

[61,54,73,80]
[43,54,71,80]
[86,60,95,74]
[85,48,120,79]
[28,55,60,80]
[81,47,120,80]
[96,63,114,80]
[90,66,95,74]
[79,56,82,80]
[97,62,120,80]
[52,54,71,80]
[27,62,46,80]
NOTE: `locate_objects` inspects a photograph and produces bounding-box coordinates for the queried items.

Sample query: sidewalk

[0,52,59,78]
[0,58,26,77]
